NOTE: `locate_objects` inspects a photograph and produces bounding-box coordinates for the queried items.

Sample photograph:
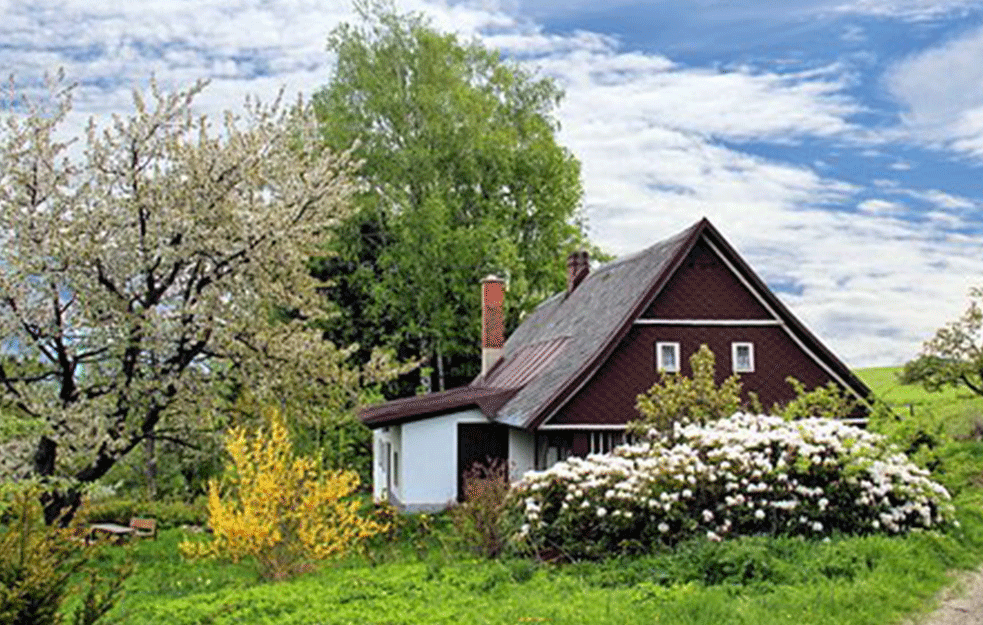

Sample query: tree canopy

[313,1,597,393]
[0,78,402,520]
[901,286,983,397]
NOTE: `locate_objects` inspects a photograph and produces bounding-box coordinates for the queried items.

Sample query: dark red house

[360,218,872,511]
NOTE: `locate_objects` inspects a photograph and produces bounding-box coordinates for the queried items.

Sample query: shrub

[179,408,386,580]
[82,497,208,529]
[509,413,954,559]
[774,378,858,420]
[448,459,511,558]
[0,485,131,625]
[630,345,751,439]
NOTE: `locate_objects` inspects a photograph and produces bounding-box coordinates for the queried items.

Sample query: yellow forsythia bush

[179,409,385,579]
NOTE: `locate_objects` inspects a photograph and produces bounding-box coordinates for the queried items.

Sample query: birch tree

[314,1,595,394]
[0,78,400,521]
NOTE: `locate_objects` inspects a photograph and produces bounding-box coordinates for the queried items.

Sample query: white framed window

[589,431,624,455]
[656,342,680,373]
[732,342,754,373]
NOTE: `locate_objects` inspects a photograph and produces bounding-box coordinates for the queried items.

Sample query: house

[359,218,872,511]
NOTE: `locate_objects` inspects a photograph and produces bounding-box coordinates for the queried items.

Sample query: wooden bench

[88,522,134,544]
[88,517,157,544]
[129,517,157,540]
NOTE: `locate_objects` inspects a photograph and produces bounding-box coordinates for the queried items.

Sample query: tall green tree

[313,1,596,393]
[901,286,983,396]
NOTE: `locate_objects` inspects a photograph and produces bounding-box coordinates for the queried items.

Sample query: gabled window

[732,342,754,373]
[656,342,680,373]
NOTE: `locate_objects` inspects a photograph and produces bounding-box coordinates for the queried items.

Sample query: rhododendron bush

[509,413,954,559]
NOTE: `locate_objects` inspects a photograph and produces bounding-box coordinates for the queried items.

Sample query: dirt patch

[902,567,983,625]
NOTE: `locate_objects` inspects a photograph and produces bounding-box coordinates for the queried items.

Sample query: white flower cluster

[509,413,954,557]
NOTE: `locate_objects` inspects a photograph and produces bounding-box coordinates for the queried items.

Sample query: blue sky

[2,0,982,368]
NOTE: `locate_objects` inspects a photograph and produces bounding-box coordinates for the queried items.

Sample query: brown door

[457,423,509,501]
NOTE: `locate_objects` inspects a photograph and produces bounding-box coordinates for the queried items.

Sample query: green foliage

[288,411,375,490]
[632,347,871,441]
[772,378,858,420]
[313,0,599,395]
[0,485,131,625]
[901,286,983,397]
[858,365,983,439]
[859,365,983,495]
[82,498,208,530]
[630,345,754,439]
[95,432,226,502]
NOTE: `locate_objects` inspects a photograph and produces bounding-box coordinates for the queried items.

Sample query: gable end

[643,240,772,320]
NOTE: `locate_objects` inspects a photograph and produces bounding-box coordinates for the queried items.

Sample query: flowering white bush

[508,413,954,558]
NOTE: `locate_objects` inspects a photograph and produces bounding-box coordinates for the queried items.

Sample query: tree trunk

[437,345,445,392]
[145,433,158,501]
[40,489,83,527]
[32,437,83,525]
[419,337,432,393]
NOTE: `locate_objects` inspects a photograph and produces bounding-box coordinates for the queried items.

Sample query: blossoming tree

[0,78,402,522]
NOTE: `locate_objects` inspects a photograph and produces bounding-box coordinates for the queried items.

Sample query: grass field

[73,512,983,625]
[47,367,983,624]
[856,366,983,437]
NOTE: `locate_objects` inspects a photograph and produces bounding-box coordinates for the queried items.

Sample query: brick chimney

[566,250,590,293]
[481,275,505,375]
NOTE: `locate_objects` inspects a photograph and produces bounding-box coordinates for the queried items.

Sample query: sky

[1,0,982,369]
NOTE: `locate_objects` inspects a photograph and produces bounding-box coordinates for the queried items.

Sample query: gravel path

[904,567,983,625]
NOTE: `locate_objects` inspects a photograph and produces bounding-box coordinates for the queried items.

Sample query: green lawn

[856,366,983,437]
[78,512,983,625]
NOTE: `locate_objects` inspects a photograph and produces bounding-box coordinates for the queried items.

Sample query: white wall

[398,409,487,511]
[509,428,535,483]
[373,412,539,511]
[372,426,402,504]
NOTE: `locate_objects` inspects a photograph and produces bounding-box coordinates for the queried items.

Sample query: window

[535,432,573,470]
[732,342,754,373]
[392,450,399,486]
[656,342,680,372]
[589,431,624,455]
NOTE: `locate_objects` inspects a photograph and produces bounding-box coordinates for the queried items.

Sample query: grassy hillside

[855,366,983,437]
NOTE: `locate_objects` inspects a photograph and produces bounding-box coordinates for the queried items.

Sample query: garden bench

[88,517,158,544]
[88,522,134,544]
[129,517,158,539]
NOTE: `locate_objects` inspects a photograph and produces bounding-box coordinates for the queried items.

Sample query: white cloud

[832,0,981,19]
[763,212,982,367]
[533,52,860,143]
[886,23,983,157]
[908,188,977,210]
[858,198,907,214]
[1,0,981,369]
